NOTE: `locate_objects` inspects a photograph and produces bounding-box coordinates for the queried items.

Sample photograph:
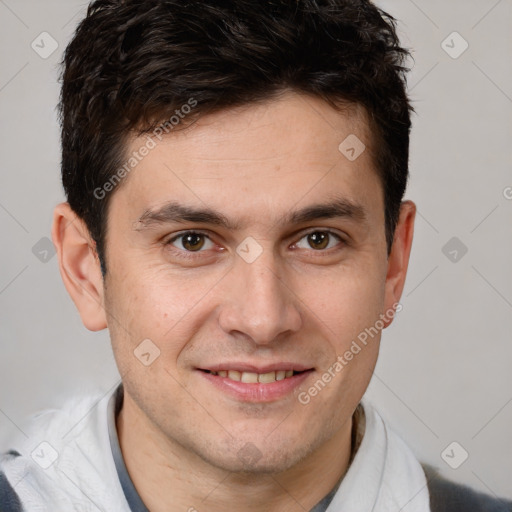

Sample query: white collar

[326,399,431,512]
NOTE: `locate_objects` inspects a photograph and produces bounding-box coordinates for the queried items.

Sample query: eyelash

[164,229,345,259]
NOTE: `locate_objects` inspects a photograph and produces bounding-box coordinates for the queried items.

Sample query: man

[1,0,510,511]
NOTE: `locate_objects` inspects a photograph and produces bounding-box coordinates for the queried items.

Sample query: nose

[217,253,302,346]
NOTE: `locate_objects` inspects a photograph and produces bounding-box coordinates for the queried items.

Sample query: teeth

[241,372,259,383]
[258,371,276,383]
[228,370,241,381]
[210,369,299,383]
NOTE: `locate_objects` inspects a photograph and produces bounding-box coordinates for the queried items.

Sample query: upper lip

[198,363,314,373]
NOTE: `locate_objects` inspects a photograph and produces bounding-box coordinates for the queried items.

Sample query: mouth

[197,365,314,402]
[201,369,303,383]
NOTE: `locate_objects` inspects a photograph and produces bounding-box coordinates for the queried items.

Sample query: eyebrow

[134,197,367,231]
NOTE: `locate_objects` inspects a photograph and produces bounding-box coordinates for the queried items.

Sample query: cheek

[105,266,225,363]
[112,264,197,323]
[293,268,384,421]
[298,263,386,342]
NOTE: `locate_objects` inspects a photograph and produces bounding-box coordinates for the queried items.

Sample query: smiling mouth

[201,369,306,384]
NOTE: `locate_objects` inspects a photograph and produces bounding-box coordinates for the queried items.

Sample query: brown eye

[307,232,329,250]
[169,232,213,252]
[295,230,342,251]
[182,233,205,251]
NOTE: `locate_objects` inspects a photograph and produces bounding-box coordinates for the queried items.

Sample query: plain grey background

[1,0,511,500]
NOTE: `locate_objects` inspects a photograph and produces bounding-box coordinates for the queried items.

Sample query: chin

[195,434,317,475]
[208,452,302,475]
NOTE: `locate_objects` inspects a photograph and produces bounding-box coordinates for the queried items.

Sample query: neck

[117,392,354,512]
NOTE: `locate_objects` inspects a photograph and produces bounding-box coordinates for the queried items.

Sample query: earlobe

[383,200,416,327]
[51,202,107,331]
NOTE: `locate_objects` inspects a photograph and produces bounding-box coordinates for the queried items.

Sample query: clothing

[1,384,130,511]
[0,383,510,512]
[422,465,512,512]
[324,398,431,511]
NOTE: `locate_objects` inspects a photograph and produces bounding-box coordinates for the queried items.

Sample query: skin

[52,91,415,512]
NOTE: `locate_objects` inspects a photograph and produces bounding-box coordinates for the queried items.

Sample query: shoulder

[0,451,23,512]
[422,463,512,512]
[0,386,122,511]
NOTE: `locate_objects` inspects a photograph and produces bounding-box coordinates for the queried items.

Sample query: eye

[294,230,342,251]
[168,231,214,252]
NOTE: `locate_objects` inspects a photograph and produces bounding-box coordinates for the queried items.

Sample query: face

[99,91,407,473]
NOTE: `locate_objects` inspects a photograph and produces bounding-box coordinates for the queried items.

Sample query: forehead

[113,92,383,227]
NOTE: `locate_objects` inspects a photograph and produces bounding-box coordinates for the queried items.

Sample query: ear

[51,202,107,331]
[382,200,416,327]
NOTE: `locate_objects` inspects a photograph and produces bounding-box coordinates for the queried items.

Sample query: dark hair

[59,0,413,275]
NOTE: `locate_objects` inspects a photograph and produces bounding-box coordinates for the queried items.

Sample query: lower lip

[199,370,313,403]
